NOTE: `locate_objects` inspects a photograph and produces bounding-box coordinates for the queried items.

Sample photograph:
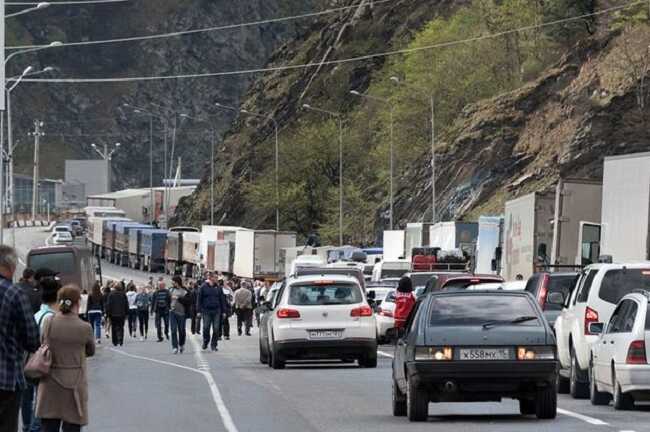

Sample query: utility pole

[29,120,44,221]
[210,130,215,226]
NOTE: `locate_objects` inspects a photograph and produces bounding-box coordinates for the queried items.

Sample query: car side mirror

[546,292,565,305]
[588,322,604,335]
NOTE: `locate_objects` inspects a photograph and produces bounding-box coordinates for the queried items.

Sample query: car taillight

[379,307,393,318]
[584,307,599,335]
[276,308,300,319]
[538,274,549,309]
[351,305,373,317]
[626,340,647,364]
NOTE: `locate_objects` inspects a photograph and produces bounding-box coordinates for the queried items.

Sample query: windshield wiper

[482,316,538,329]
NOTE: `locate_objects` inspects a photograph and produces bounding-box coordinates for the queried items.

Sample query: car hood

[423,325,549,346]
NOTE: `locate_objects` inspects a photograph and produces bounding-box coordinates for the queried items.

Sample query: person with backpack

[151,281,171,342]
[169,276,190,354]
[197,273,226,351]
[105,284,128,347]
[134,286,150,341]
[126,285,138,338]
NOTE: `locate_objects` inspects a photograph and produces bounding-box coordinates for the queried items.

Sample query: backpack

[156,290,169,309]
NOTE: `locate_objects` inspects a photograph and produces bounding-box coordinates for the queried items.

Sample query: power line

[6,0,395,50]
[17,0,643,84]
[6,0,128,5]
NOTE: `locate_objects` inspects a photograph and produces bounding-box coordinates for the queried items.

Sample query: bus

[27,245,101,291]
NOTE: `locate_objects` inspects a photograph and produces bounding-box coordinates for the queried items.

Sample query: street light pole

[350,90,395,229]
[216,102,280,231]
[5,1,50,18]
[302,104,344,246]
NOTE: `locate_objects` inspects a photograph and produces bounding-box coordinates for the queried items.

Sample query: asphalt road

[14,227,650,432]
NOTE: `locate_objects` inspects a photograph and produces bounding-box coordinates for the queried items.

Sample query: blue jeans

[169,312,186,349]
[88,311,102,340]
[202,311,222,349]
[21,381,41,432]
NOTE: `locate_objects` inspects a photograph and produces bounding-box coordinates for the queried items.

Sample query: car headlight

[516,346,555,360]
[415,346,453,361]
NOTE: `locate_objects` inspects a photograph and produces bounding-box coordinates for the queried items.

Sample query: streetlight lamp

[350,89,395,230]
[302,104,344,246]
[91,142,121,192]
[390,76,436,223]
[215,102,281,231]
[4,41,63,66]
[5,2,50,18]
[180,113,219,225]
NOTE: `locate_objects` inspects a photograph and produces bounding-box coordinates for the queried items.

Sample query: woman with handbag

[36,286,95,432]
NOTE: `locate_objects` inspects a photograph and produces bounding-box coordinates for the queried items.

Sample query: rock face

[7,0,317,186]
[174,3,650,238]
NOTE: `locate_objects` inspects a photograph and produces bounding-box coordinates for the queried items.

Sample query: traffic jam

[31,150,650,424]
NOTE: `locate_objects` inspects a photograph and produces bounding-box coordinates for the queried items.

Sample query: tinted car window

[29,252,75,274]
[576,270,598,303]
[545,274,578,311]
[599,269,650,304]
[410,274,434,289]
[429,295,539,326]
[622,302,638,332]
[645,305,650,330]
[607,301,629,334]
[289,283,362,306]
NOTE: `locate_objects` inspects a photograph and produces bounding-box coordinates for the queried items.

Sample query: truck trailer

[233,230,297,279]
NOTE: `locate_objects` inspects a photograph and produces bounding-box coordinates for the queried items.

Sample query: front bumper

[274,338,377,360]
[406,360,558,401]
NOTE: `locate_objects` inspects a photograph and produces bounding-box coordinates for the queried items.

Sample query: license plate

[308,329,343,340]
[460,348,510,361]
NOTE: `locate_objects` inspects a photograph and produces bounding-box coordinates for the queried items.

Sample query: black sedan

[392,290,558,421]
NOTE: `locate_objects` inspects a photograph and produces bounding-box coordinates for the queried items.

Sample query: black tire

[259,339,268,364]
[406,379,428,422]
[570,346,589,399]
[557,375,570,394]
[392,379,407,417]
[359,351,378,368]
[612,369,634,410]
[535,385,557,419]
[270,344,285,370]
[519,399,535,415]
[589,363,610,406]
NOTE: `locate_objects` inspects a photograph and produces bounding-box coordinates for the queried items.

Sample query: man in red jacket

[394,276,415,329]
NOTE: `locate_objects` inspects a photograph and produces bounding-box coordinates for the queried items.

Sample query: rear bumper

[617,364,650,393]
[406,360,558,400]
[376,315,395,338]
[274,338,377,360]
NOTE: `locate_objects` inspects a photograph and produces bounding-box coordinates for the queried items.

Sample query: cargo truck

[503,192,555,281]
[428,222,478,256]
[165,232,184,275]
[233,230,297,279]
[181,232,202,278]
[140,229,167,272]
[382,230,405,261]
[474,216,504,275]
[214,240,236,274]
[199,226,246,272]
[87,216,130,256]
[550,178,602,267]
[600,152,650,262]
[404,223,434,260]
[114,223,152,266]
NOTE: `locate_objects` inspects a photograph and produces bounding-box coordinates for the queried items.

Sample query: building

[65,160,110,199]
[13,174,62,215]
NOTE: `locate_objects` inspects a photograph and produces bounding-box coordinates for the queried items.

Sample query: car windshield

[545,274,578,310]
[599,269,650,304]
[429,295,540,327]
[29,252,75,274]
[441,279,502,291]
[409,273,434,289]
[289,283,362,306]
[369,287,393,301]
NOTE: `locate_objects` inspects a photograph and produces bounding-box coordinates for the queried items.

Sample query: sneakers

[96,339,101,345]
[172,348,179,354]
[157,338,164,343]
[139,337,144,342]
[211,346,218,352]
[180,346,184,354]
[202,342,208,350]
[225,336,230,340]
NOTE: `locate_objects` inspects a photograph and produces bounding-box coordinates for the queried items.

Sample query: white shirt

[127,291,138,310]
[79,293,88,314]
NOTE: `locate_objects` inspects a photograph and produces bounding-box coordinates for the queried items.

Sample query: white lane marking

[619,430,637,432]
[378,350,394,358]
[110,343,240,432]
[190,335,239,432]
[557,408,608,426]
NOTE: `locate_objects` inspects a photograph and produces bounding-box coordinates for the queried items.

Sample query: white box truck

[233,230,297,279]
[214,240,235,274]
[503,192,555,281]
[404,223,434,260]
[601,152,650,262]
[550,179,602,267]
[200,226,246,271]
[428,222,478,255]
[383,230,405,261]
[475,216,503,274]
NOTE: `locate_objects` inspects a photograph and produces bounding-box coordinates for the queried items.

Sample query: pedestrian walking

[169,276,190,354]
[23,275,61,432]
[234,284,254,336]
[0,245,39,432]
[134,287,150,341]
[151,281,171,342]
[86,283,103,345]
[78,289,88,322]
[105,284,128,347]
[126,285,138,338]
[197,273,227,351]
[188,282,201,335]
[219,280,233,341]
[101,284,112,340]
[36,286,95,432]
[16,268,40,315]
[394,276,415,329]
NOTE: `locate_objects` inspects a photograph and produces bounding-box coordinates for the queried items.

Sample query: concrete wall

[65,160,109,197]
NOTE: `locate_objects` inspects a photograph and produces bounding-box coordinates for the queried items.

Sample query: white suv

[555,263,650,399]
[590,289,650,409]
[264,274,377,369]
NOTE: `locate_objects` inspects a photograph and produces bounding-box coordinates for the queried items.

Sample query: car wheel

[406,379,428,422]
[259,339,268,364]
[612,369,634,410]
[535,384,557,419]
[589,362,610,406]
[570,346,589,399]
[392,379,407,417]
[359,351,378,368]
[270,344,285,370]
[519,398,535,416]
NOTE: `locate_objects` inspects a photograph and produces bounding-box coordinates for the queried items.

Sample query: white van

[289,255,325,277]
[371,260,411,282]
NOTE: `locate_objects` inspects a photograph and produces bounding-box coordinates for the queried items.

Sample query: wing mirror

[546,292,565,305]
[588,322,604,335]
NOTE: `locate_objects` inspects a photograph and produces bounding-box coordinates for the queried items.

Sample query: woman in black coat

[105,284,129,346]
